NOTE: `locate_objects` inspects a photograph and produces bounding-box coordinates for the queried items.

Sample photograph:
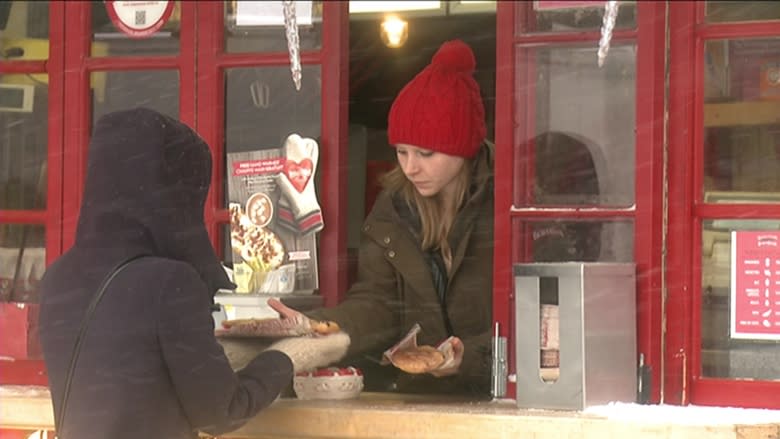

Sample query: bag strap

[55,254,149,436]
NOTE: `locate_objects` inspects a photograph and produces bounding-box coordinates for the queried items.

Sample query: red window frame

[494,1,666,401]
[60,1,199,250]
[194,1,349,308]
[666,1,780,409]
[0,0,65,386]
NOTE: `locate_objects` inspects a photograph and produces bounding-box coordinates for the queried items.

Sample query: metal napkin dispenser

[514,263,636,410]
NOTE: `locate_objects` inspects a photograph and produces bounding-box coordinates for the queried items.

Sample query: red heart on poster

[284,159,313,192]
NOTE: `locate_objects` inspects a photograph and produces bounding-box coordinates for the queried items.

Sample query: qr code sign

[135,9,147,26]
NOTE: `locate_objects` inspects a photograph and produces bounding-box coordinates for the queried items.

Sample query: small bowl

[293,367,364,400]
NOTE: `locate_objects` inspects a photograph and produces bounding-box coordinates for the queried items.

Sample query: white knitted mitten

[266,332,351,372]
[275,134,323,235]
[218,337,272,371]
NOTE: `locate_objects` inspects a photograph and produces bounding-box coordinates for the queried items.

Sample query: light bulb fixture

[380,15,408,49]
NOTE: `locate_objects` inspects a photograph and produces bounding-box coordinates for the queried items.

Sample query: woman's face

[395,143,465,199]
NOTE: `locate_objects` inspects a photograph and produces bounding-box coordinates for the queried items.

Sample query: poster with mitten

[226,134,321,295]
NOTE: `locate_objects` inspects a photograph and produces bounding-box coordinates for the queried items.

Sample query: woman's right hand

[216,299,312,337]
[267,297,305,320]
[429,337,464,377]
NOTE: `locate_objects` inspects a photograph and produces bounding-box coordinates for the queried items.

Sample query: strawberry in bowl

[293,367,364,400]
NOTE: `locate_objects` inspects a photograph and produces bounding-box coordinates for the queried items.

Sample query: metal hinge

[491,322,508,398]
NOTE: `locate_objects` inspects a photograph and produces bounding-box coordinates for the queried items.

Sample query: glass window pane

[519,1,636,34]
[704,38,780,195]
[521,44,636,207]
[91,1,181,57]
[224,65,321,156]
[0,1,50,58]
[0,73,48,210]
[514,219,634,263]
[701,220,780,380]
[92,70,179,121]
[705,1,780,23]
[221,66,322,295]
[224,1,323,53]
[0,224,45,302]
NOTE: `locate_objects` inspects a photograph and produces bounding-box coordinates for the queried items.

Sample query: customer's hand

[266,332,351,373]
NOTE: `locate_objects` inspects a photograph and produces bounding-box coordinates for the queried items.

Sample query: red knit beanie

[387,40,486,158]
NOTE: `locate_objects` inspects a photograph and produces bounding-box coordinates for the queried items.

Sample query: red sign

[232,158,285,176]
[106,1,174,39]
[534,1,605,10]
[731,231,780,340]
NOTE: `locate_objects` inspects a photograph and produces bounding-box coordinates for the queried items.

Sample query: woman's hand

[216,298,312,337]
[267,297,304,320]
[429,337,464,377]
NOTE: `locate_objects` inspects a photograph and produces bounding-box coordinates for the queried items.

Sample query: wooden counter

[3,386,780,439]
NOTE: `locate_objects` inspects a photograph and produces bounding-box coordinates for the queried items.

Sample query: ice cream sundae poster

[226,134,322,295]
[730,230,780,340]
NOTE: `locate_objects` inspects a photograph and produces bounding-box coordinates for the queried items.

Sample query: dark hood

[74,107,234,294]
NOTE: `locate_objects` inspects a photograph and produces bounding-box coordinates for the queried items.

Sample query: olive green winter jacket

[307,143,494,396]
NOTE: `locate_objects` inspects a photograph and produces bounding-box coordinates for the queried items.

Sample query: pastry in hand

[390,345,446,374]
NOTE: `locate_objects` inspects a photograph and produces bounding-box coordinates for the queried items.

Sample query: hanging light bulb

[380,15,408,49]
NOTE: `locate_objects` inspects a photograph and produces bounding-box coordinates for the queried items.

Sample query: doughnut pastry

[391,345,446,374]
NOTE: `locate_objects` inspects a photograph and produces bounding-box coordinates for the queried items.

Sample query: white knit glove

[275,134,323,235]
[266,332,351,373]
[218,338,272,371]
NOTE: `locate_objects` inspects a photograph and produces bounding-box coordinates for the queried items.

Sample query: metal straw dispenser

[514,263,636,410]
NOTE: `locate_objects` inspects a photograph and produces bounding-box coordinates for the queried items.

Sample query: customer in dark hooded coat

[38,108,314,439]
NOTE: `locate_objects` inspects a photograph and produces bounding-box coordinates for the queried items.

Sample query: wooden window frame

[666,1,780,409]
[494,1,665,401]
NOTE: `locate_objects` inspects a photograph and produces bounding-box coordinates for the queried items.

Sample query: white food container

[293,367,364,400]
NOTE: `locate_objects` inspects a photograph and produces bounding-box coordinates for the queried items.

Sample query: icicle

[597,1,619,67]
[283,0,302,91]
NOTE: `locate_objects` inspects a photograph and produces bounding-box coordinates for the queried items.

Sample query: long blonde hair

[380,159,473,270]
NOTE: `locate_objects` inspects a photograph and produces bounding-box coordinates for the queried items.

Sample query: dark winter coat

[308,143,494,396]
[39,108,293,439]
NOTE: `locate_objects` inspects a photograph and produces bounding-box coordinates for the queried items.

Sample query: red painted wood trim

[696,20,780,40]
[319,1,349,306]
[0,1,67,387]
[195,1,225,249]
[509,209,635,219]
[634,0,666,404]
[0,359,48,387]
[692,378,780,409]
[687,4,780,408]
[696,204,780,218]
[0,60,47,73]
[85,56,180,70]
[689,1,709,397]
[61,2,93,252]
[665,0,697,406]
[494,0,516,399]
[48,0,66,263]
[178,1,196,127]
[0,211,46,224]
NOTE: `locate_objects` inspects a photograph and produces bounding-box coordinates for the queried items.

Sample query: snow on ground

[584,402,780,425]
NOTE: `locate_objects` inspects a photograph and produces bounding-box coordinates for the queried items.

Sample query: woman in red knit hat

[219,40,495,397]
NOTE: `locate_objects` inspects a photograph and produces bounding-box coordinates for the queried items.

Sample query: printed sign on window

[533,1,605,10]
[730,230,780,340]
[235,1,313,26]
[105,1,174,39]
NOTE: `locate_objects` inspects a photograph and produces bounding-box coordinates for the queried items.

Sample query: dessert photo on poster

[226,134,321,295]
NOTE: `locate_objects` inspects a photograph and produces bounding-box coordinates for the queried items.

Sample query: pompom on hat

[388,39,486,158]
